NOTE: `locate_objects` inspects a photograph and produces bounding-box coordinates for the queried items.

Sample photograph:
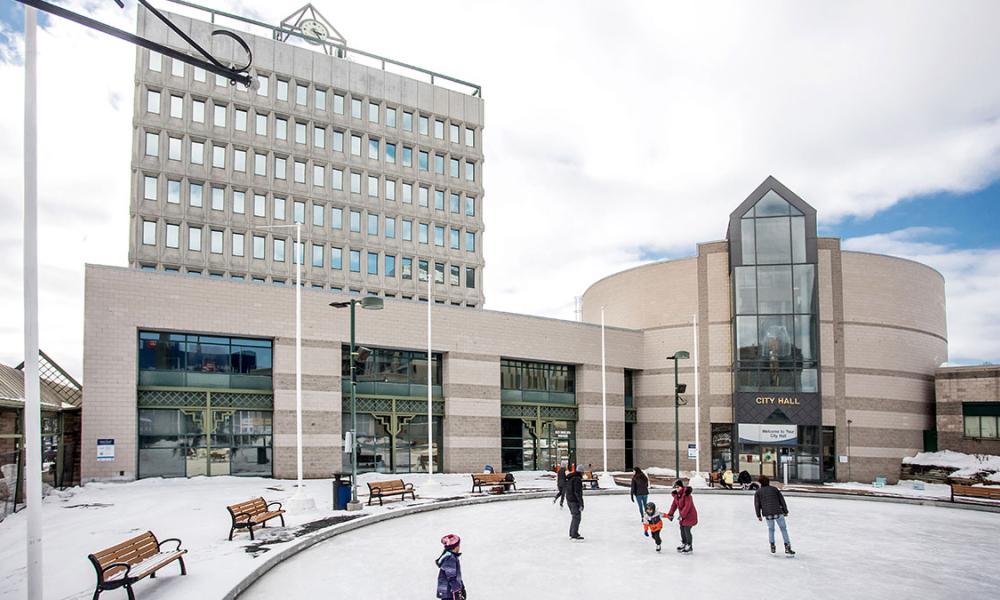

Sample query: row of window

[141,174,477,219]
[140,222,477,286]
[146,54,478,147]
[137,265,479,305]
[143,130,478,183]
[145,90,477,159]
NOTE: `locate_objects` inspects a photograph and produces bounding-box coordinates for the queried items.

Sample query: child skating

[665,479,699,553]
[435,534,467,599]
[642,502,667,552]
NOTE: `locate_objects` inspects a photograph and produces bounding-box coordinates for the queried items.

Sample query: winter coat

[630,474,649,500]
[436,550,464,599]
[737,470,752,485]
[666,486,699,526]
[754,483,788,518]
[643,512,666,534]
[723,470,734,485]
[556,467,567,491]
[565,470,585,506]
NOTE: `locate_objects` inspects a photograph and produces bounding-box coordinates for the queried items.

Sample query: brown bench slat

[89,531,187,600]
[367,479,416,506]
[471,473,517,493]
[951,484,1000,501]
[227,497,285,540]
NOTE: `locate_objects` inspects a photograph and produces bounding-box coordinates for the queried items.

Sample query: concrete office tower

[128,4,486,307]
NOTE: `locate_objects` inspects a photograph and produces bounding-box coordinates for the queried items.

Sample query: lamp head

[667,351,690,360]
[360,296,384,310]
[676,383,687,394]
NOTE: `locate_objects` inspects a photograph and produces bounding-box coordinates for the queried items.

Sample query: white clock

[300,19,328,44]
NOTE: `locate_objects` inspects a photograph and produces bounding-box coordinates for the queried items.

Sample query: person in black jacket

[630,467,650,519]
[565,464,585,540]
[753,475,795,555]
[553,464,567,508]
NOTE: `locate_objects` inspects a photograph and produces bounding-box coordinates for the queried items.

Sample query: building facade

[82,177,950,485]
[935,365,1000,455]
[129,5,486,307]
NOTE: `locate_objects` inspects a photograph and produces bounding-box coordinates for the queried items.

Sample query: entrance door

[761,447,777,478]
[181,410,208,477]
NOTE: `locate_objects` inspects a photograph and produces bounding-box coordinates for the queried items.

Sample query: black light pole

[667,351,690,479]
[331,297,383,510]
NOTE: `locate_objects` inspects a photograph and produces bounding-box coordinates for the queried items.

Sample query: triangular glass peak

[743,189,801,219]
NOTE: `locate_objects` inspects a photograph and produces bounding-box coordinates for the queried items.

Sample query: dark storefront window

[501,418,575,472]
[138,331,272,389]
[711,424,734,472]
[500,359,575,404]
[344,413,444,474]
[341,346,442,397]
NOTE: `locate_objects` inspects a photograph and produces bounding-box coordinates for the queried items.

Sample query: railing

[165,0,482,97]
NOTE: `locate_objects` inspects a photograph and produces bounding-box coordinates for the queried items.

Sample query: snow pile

[903,450,1000,480]
[808,480,953,500]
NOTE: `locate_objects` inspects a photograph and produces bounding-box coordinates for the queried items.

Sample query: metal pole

[847,419,852,482]
[23,7,43,599]
[600,307,607,473]
[674,356,680,479]
[427,268,433,476]
[693,314,700,475]
[349,301,359,507]
[294,223,302,490]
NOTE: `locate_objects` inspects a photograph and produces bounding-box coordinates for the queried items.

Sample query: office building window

[274,197,286,220]
[386,179,396,201]
[274,238,286,262]
[368,213,379,236]
[189,182,203,207]
[295,121,307,144]
[169,95,182,119]
[167,179,180,204]
[165,223,179,248]
[233,232,245,257]
[450,265,460,286]
[294,201,305,224]
[212,144,225,168]
[450,123,460,144]
[213,104,226,127]
[254,194,266,217]
[313,204,324,227]
[312,244,324,267]
[368,102,379,123]
[386,217,396,239]
[314,164,325,187]
[256,74,269,96]
[419,223,429,244]
[368,175,379,197]
[143,175,157,201]
[192,99,205,123]
[276,79,288,101]
[253,235,265,259]
[465,195,476,217]
[402,219,413,241]
[255,113,267,136]
[211,230,223,254]
[334,93,344,114]
[386,107,396,128]
[351,134,362,156]
[145,131,159,157]
[435,189,445,211]
[450,193,460,213]
[450,158,460,178]
[367,251,378,275]
[142,220,156,245]
[211,186,224,211]
[435,226,445,247]
[418,259,429,282]
[466,231,476,252]
[276,117,287,140]
[351,97,362,119]
[146,89,160,114]
[419,115,429,135]
[170,58,184,77]
[188,226,202,251]
[350,210,361,232]
[402,257,413,279]
[434,119,444,139]
[351,172,361,194]
[148,52,161,71]
[466,267,475,289]
[275,156,286,180]
[168,137,181,161]
[419,186,429,207]
[332,168,343,190]
[331,247,343,269]
[332,207,343,229]
[403,182,413,203]
[435,262,445,284]
[465,161,475,181]
[233,190,245,214]
[386,142,396,164]
[235,108,248,131]
[234,149,247,172]
[191,140,204,164]
[369,138,380,160]
[315,88,326,110]
[314,126,325,148]
[385,255,396,277]
[296,84,307,106]
[333,130,344,152]
[434,154,444,175]
[465,127,475,147]
[450,228,460,249]
[403,146,413,168]
[403,111,413,131]
[350,250,361,272]
[254,152,266,176]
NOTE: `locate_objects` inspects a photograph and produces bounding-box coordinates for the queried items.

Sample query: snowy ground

[241,494,1000,600]
[1,471,997,599]
[904,450,1000,482]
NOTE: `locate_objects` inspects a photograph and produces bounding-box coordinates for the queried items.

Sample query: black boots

[785,543,795,555]
[770,543,776,554]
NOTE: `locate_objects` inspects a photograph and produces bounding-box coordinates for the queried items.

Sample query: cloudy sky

[1,0,999,379]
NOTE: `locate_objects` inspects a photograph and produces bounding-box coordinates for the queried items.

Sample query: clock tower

[275,4,348,56]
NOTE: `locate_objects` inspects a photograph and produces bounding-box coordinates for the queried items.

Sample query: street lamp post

[847,419,853,482]
[331,296,384,510]
[667,351,690,479]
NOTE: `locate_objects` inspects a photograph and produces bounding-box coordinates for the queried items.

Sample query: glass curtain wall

[733,191,818,393]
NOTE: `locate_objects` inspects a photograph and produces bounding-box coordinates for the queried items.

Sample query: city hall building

[80,4,948,485]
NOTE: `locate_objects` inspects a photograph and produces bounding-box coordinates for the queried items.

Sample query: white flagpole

[426,270,436,483]
[24,7,43,599]
[601,307,607,474]
[289,223,314,510]
[693,313,701,475]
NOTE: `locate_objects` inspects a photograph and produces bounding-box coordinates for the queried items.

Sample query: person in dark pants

[754,475,795,555]
[553,464,567,507]
[630,467,650,519]
[565,464,585,540]
[666,479,699,553]
[642,501,666,552]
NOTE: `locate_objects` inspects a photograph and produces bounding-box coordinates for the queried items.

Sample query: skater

[566,463,585,540]
[630,467,649,518]
[737,469,753,489]
[642,501,666,552]
[553,463,567,507]
[436,534,467,599]
[754,475,795,555]
[665,479,698,553]
[721,466,734,490]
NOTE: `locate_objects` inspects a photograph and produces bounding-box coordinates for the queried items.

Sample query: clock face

[300,19,328,44]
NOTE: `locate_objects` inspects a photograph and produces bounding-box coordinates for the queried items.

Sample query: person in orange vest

[642,501,667,552]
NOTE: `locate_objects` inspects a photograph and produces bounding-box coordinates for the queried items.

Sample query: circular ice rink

[240,494,1000,599]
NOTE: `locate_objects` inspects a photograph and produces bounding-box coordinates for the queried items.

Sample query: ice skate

[680,544,693,553]
[770,543,776,554]
[785,543,795,556]
[655,543,661,552]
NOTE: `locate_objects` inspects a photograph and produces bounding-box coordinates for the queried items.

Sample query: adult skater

[630,467,650,518]
[553,463,567,507]
[721,466,734,490]
[436,534,467,599]
[566,464,585,540]
[737,469,753,489]
[642,501,666,552]
[754,475,795,555]
[665,479,698,553]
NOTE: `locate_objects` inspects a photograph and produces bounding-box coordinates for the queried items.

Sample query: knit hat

[673,479,685,489]
[441,534,461,549]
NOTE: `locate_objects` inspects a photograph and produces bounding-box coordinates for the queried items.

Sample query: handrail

[165,0,482,97]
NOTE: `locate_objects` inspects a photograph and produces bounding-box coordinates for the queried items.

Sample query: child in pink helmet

[436,534,466,599]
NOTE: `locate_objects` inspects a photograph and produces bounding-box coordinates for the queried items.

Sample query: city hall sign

[734,392,821,426]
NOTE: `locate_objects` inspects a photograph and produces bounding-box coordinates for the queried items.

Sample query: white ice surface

[241,493,1000,600]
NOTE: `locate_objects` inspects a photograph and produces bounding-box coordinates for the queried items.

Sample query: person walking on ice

[553,463,567,508]
[436,534,467,599]
[565,463,585,540]
[666,479,698,553]
[754,475,795,555]
[642,501,667,552]
[630,466,650,519]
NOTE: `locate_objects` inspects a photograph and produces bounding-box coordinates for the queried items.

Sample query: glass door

[181,409,208,477]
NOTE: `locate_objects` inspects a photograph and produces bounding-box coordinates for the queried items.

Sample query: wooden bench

[367,479,416,506]
[88,531,186,600]
[471,472,517,493]
[951,483,1000,503]
[226,497,285,541]
[582,472,600,490]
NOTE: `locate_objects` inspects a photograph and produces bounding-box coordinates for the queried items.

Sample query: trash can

[332,473,353,510]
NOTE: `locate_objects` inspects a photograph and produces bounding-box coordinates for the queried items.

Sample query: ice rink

[240,493,1000,599]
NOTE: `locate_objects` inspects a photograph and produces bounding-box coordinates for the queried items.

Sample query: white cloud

[2,0,1000,378]
[844,229,1000,363]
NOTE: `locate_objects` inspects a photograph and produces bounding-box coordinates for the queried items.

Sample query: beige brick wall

[581,257,698,330]
[935,366,1000,455]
